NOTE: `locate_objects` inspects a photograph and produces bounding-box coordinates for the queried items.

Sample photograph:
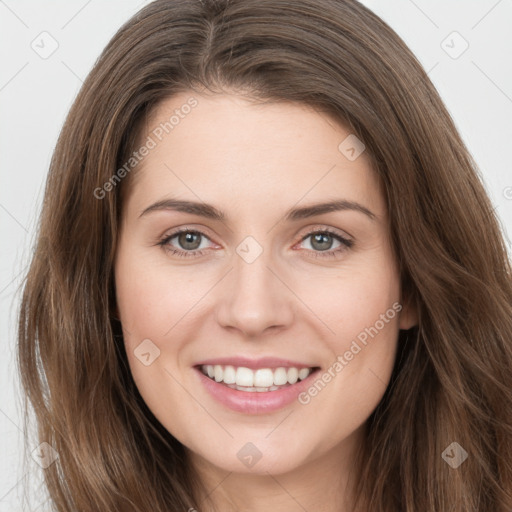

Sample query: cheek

[304,258,401,411]
[115,249,200,340]
[114,251,201,432]
[313,258,401,347]
[114,249,209,403]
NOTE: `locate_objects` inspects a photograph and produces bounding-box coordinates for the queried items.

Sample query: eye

[296,228,353,259]
[158,228,215,258]
[157,226,353,260]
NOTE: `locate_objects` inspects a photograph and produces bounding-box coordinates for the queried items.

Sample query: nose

[215,248,295,338]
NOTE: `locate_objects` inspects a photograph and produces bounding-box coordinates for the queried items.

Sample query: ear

[398,292,418,330]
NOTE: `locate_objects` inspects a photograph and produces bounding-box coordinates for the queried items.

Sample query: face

[114,91,416,479]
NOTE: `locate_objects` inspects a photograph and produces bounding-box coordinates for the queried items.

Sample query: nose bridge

[215,239,294,336]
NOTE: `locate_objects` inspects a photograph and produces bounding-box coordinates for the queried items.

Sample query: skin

[114,90,417,512]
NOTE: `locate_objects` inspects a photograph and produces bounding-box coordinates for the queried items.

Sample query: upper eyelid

[163,226,217,246]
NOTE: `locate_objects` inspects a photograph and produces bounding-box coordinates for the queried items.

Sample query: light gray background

[1,0,511,509]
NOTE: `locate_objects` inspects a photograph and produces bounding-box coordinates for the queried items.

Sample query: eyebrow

[139,198,376,222]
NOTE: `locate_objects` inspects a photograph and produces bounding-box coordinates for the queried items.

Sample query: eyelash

[157,227,353,260]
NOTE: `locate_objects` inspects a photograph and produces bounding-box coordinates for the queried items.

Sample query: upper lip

[194,356,319,370]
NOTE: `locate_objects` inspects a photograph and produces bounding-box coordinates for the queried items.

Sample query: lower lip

[194,367,320,414]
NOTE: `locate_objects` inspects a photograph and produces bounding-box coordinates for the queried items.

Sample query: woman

[17,0,512,510]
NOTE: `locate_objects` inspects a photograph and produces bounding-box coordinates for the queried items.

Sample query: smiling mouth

[198,364,319,392]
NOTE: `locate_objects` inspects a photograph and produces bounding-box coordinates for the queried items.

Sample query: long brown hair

[17,0,512,510]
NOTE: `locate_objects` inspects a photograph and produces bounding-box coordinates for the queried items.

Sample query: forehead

[123,92,385,221]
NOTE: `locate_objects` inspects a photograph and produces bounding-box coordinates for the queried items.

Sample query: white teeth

[287,367,299,384]
[201,364,314,389]
[273,367,288,386]
[223,365,236,384]
[298,368,310,380]
[236,367,254,387]
[254,369,274,387]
